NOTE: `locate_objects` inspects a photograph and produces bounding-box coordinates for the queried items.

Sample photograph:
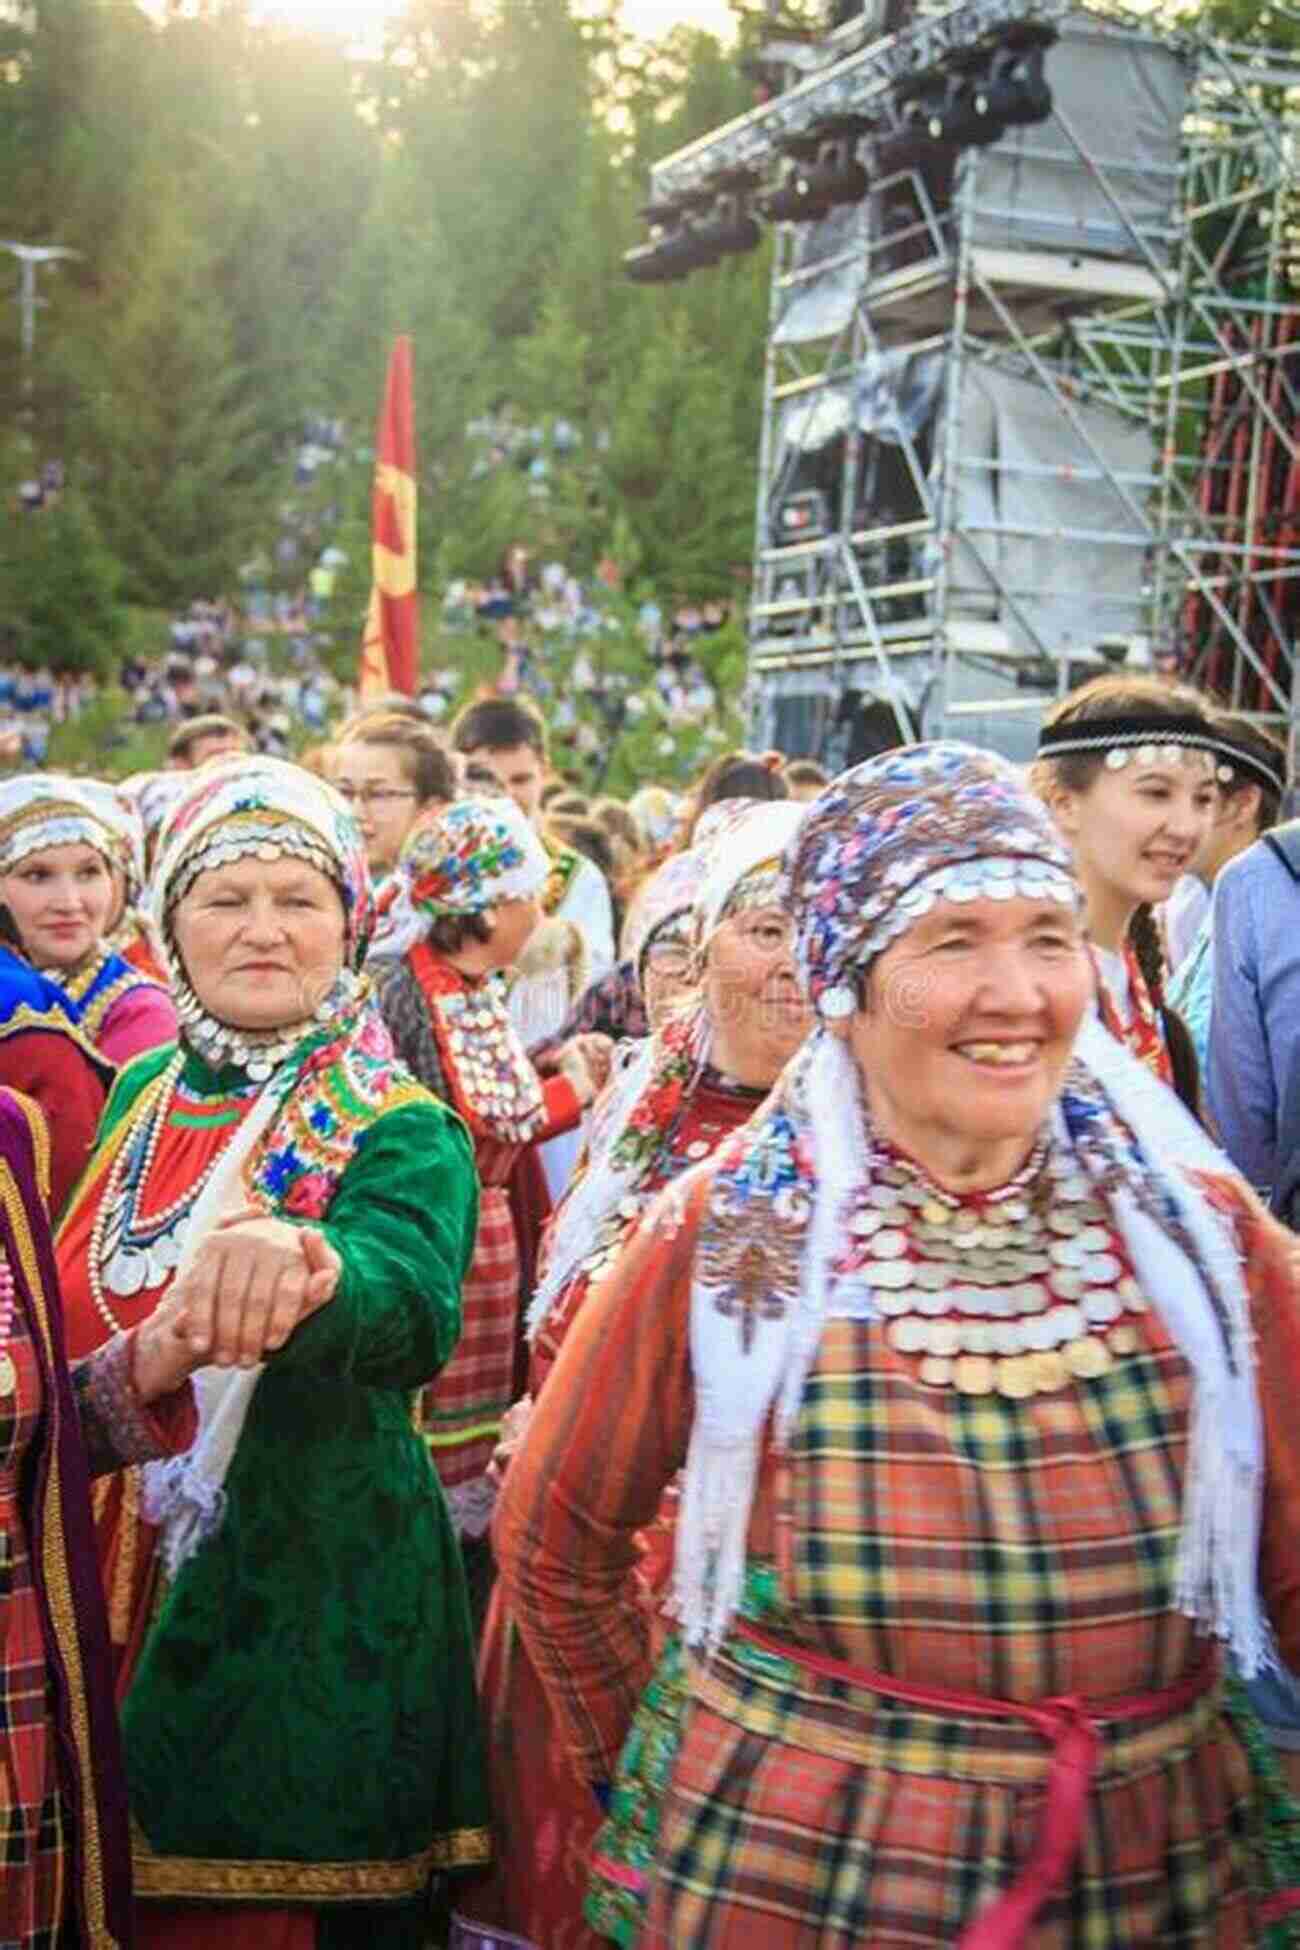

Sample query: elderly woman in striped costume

[497,742,1300,1947]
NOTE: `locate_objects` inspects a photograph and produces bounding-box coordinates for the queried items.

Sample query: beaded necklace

[88,1051,251,1329]
[0,1251,16,1395]
[835,1134,1148,1399]
[570,1060,762,1294]
[1090,940,1172,1086]
[412,942,547,1144]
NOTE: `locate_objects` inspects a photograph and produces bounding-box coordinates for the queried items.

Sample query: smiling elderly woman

[55,757,488,1949]
[496,743,1300,1947]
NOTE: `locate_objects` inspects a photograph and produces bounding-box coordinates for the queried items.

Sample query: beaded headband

[1036,713,1252,786]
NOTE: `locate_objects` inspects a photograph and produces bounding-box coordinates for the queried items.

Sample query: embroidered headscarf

[0,775,126,878]
[151,756,373,1080]
[526,800,808,1344]
[619,847,709,978]
[369,796,550,963]
[676,742,1264,1675]
[120,772,191,880]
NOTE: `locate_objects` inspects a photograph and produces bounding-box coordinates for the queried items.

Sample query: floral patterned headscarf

[368,795,550,963]
[401,797,549,917]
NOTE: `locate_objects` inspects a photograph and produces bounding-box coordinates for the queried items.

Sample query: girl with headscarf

[496,743,1300,1947]
[371,796,602,1545]
[0,775,177,1064]
[1031,675,1232,1111]
[462,802,810,1950]
[55,756,488,1949]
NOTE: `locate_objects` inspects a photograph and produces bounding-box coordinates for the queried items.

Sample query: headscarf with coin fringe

[673,743,1265,1679]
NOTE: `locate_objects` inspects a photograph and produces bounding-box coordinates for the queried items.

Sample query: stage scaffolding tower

[644,2,1300,767]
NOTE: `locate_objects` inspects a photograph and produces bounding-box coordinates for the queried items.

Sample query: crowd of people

[5,670,1300,1949]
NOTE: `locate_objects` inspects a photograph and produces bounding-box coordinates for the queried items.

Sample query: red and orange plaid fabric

[496,1164,1300,1947]
[0,1303,67,1947]
[423,1184,519,1531]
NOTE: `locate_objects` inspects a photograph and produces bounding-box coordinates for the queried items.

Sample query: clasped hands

[132,1211,342,1403]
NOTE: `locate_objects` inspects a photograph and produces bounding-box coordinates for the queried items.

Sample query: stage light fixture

[800,116,872,206]
[694,173,763,258]
[981,40,1053,127]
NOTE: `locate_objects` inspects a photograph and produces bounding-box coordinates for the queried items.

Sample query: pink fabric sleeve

[98,987,179,1065]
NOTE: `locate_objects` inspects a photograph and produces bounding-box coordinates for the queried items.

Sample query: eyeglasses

[733,916,795,954]
[336,786,418,808]
[643,943,693,976]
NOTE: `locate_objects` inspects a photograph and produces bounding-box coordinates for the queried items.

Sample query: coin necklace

[839,1139,1148,1399]
[88,1051,231,1330]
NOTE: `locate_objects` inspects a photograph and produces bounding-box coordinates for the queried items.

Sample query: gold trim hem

[132,1824,492,1901]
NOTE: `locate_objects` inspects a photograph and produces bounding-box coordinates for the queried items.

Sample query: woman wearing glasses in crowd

[462,801,810,1950]
[332,714,458,887]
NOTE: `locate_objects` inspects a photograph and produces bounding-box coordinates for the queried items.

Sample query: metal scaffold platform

[638,0,1300,768]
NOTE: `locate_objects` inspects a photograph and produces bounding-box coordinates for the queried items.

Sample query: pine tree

[63,179,274,607]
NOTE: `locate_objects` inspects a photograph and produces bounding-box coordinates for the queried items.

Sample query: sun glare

[242,0,734,44]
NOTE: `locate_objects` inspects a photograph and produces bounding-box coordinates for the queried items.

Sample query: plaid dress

[1,1293,66,1948]
[496,1165,1300,1949]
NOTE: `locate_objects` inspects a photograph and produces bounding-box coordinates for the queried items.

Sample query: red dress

[58,1064,260,1681]
[465,1069,763,1950]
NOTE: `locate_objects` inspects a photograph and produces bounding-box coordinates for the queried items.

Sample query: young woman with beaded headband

[495,742,1300,1947]
[459,800,811,1950]
[0,775,177,1065]
[54,755,490,1947]
[1030,675,1229,1112]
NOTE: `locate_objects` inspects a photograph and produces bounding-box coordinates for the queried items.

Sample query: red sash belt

[732,1618,1218,1950]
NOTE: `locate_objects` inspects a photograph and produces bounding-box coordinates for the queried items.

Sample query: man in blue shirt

[1174,718,1285,1135]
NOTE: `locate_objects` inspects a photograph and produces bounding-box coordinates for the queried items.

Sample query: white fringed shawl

[676,1015,1266,1675]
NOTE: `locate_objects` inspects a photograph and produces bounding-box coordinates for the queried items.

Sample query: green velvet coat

[89,1041,488,1913]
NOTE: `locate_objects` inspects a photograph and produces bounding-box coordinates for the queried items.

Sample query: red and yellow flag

[358,336,419,699]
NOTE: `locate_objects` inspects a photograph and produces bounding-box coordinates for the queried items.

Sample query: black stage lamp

[800,116,872,206]
[759,132,830,223]
[622,195,721,283]
[694,175,763,258]
[981,39,1053,127]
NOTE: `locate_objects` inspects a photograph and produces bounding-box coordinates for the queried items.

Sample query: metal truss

[667,2,1300,765]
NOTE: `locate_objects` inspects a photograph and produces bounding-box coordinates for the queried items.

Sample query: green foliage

[46,686,169,774]
[0,486,126,673]
[0,0,771,708]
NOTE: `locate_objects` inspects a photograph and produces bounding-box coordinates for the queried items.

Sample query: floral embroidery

[244,995,426,1216]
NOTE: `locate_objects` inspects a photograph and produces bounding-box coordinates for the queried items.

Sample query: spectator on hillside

[167,714,251,770]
